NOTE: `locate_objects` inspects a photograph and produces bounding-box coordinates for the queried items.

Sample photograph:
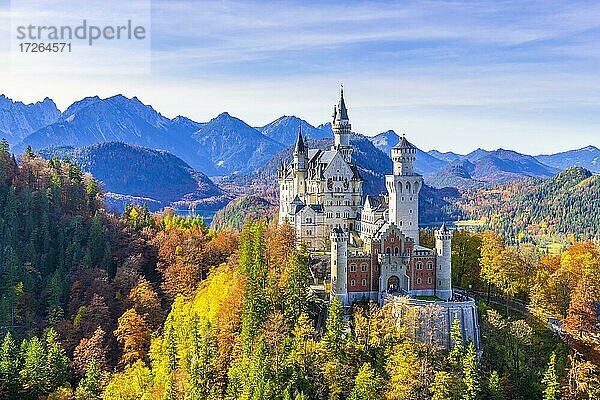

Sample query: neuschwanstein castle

[278,88,452,305]
[278,88,480,348]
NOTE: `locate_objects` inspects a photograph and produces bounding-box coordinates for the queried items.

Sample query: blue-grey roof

[393,135,416,150]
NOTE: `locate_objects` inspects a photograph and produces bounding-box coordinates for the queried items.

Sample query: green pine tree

[324,296,345,359]
[0,332,22,399]
[75,359,101,400]
[430,371,453,400]
[45,329,70,391]
[542,352,561,400]
[449,316,464,369]
[20,336,49,398]
[462,341,480,400]
[283,252,311,324]
[487,370,504,400]
[348,363,383,400]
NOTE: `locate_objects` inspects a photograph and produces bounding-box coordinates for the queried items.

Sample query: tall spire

[337,84,348,121]
[294,125,305,154]
[331,84,352,158]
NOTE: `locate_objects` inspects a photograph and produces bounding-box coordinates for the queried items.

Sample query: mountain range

[0,95,60,143]
[192,112,284,175]
[257,115,331,146]
[1,93,598,210]
[535,146,600,172]
[11,95,283,176]
[369,129,597,188]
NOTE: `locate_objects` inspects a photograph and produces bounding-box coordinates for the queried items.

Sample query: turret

[330,226,348,305]
[435,223,452,300]
[391,135,416,175]
[291,126,308,197]
[332,85,353,162]
[385,134,423,244]
[293,126,308,171]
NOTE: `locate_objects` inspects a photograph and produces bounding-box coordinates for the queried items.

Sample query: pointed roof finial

[439,223,448,234]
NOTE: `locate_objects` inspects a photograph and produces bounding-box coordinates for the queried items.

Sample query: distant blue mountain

[4,92,596,189]
[15,95,282,176]
[317,122,332,133]
[535,145,600,173]
[427,149,463,162]
[15,95,204,168]
[192,112,284,176]
[258,115,331,146]
[0,94,60,145]
[427,149,559,188]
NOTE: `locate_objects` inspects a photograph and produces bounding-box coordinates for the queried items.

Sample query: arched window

[361,263,368,272]
[427,277,432,284]
[406,182,411,191]
[350,264,357,272]
[394,247,399,255]
[427,261,433,270]
[386,248,391,254]
[416,278,422,284]
[350,279,356,287]
[361,279,367,286]
[416,261,423,270]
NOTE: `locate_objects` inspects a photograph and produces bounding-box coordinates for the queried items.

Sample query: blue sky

[1,0,599,153]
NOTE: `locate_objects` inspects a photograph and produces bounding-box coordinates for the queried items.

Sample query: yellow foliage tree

[114,308,151,365]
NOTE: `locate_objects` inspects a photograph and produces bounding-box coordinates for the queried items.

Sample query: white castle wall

[385,294,481,350]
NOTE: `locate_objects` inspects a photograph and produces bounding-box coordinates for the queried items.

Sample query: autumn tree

[564,279,599,340]
[114,308,151,364]
[479,231,506,302]
[73,327,108,377]
[384,341,422,400]
[103,360,151,400]
[451,230,482,289]
[128,278,163,329]
[567,354,600,399]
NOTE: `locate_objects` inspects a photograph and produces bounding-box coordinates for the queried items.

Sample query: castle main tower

[332,86,353,162]
[386,135,423,244]
[330,227,348,305]
[292,127,308,198]
[435,223,452,300]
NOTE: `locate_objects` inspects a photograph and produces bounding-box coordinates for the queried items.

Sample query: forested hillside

[457,167,600,243]
[0,143,598,400]
[37,142,224,212]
